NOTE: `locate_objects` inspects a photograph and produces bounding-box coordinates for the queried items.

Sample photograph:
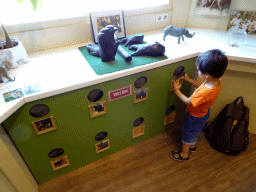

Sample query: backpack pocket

[215,117,233,149]
[228,120,246,151]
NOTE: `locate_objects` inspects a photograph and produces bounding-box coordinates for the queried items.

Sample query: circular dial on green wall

[133,117,144,127]
[134,76,147,88]
[29,104,50,117]
[88,89,103,102]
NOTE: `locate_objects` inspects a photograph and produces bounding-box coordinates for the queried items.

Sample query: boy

[170,49,228,162]
[230,12,243,30]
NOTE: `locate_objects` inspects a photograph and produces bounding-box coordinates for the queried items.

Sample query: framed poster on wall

[194,0,232,16]
[227,11,256,34]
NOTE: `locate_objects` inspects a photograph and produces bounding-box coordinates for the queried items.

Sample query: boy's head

[196,49,228,78]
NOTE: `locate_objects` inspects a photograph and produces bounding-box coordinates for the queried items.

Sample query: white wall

[171,0,192,27]
[0,170,17,192]
[208,61,256,134]
[0,125,38,192]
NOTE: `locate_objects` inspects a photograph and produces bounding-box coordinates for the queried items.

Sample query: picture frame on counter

[90,9,126,43]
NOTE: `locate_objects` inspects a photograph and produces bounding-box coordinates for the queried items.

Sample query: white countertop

[1,28,255,123]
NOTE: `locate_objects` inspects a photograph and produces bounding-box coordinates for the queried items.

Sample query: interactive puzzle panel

[3,58,196,184]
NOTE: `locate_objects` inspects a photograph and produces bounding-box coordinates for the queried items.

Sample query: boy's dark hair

[196,49,228,78]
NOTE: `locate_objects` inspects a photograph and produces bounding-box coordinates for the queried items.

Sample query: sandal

[170,151,189,162]
[178,139,197,153]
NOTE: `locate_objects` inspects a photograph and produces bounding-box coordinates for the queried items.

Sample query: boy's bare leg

[180,144,190,158]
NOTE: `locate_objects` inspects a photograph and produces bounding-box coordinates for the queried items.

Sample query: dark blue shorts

[182,110,210,145]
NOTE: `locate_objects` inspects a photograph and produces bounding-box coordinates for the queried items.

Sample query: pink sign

[108,85,132,102]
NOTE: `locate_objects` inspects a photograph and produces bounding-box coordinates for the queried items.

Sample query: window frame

[4,3,172,34]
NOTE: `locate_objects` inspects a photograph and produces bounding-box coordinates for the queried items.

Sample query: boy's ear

[205,73,212,78]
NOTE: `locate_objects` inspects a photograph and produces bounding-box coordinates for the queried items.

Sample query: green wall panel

[3,58,197,184]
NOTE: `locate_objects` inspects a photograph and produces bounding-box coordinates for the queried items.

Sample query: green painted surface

[3,58,196,184]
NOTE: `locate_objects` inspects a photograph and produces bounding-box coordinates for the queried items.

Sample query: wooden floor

[39,128,256,192]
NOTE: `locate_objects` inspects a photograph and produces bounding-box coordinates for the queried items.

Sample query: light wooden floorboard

[39,128,256,192]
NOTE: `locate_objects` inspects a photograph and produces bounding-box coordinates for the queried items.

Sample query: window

[1,0,170,25]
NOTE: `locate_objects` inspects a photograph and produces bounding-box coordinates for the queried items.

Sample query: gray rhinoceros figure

[163,26,195,44]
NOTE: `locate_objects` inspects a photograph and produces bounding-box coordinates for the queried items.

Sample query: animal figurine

[0,61,15,83]
[87,37,132,62]
[1,23,13,49]
[117,46,132,62]
[87,25,120,62]
[0,23,30,68]
[98,25,120,62]
[119,33,144,47]
[163,26,195,44]
[87,43,100,57]
[128,41,165,57]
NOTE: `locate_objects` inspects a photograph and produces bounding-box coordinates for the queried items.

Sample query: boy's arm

[185,78,202,88]
[230,18,235,26]
[171,80,191,105]
[174,89,191,106]
[183,73,202,88]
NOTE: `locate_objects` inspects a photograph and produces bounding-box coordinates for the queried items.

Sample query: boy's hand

[182,73,190,81]
[170,80,182,91]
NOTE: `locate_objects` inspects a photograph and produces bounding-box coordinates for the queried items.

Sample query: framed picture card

[132,125,145,138]
[90,9,126,43]
[164,113,176,125]
[32,116,57,135]
[95,139,110,153]
[50,156,70,171]
[88,101,107,118]
[134,88,149,104]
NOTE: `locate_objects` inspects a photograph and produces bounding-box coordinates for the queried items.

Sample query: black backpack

[205,96,249,156]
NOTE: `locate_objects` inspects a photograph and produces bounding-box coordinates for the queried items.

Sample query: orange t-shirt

[187,80,222,118]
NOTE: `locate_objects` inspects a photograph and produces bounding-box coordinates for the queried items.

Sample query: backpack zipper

[227,120,238,150]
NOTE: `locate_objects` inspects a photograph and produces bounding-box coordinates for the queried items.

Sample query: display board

[3,58,196,184]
